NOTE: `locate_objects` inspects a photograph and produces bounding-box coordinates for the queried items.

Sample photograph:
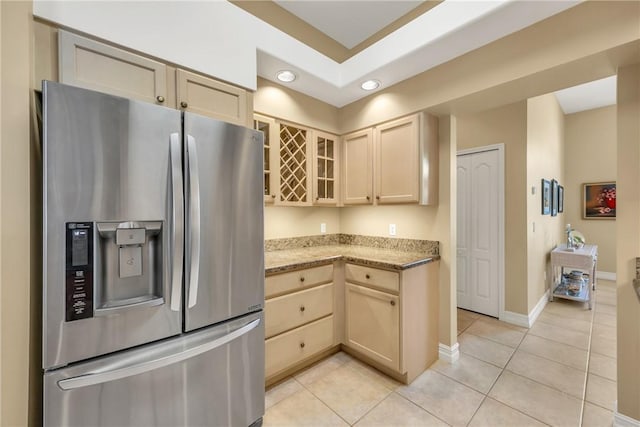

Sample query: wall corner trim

[615,402,640,427]
[438,342,460,364]
[500,289,549,328]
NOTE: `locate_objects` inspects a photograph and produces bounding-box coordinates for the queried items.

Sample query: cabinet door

[345,283,399,371]
[253,114,279,204]
[375,115,420,204]
[58,30,168,106]
[278,122,311,206]
[342,129,373,205]
[177,69,248,126]
[313,131,340,206]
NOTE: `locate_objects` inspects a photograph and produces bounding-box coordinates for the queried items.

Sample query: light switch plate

[389,224,397,236]
[320,223,326,233]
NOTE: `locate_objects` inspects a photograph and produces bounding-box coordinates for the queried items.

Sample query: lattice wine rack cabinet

[279,123,310,204]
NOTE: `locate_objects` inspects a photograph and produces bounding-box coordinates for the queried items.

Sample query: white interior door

[457,148,501,317]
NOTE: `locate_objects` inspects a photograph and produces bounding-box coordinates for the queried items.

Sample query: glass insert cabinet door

[314,131,339,205]
[253,114,278,203]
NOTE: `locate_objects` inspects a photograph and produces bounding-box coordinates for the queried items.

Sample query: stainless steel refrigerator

[42,81,265,426]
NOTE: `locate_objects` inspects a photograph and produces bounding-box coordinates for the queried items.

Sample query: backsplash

[265,233,439,255]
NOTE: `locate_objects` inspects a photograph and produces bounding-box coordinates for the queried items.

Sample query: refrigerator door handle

[57,317,261,390]
[170,133,184,312]
[186,135,201,308]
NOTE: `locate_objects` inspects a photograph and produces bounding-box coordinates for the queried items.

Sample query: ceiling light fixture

[361,79,380,91]
[276,70,297,83]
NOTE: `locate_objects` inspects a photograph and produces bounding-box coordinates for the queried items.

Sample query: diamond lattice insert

[280,124,308,203]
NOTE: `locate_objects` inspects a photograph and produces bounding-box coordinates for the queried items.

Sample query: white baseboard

[615,402,640,427]
[597,271,617,281]
[438,342,460,364]
[499,290,549,328]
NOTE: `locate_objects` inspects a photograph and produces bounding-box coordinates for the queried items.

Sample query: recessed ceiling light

[277,70,296,83]
[361,79,380,91]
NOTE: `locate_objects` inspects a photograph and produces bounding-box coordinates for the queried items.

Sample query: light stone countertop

[265,244,438,275]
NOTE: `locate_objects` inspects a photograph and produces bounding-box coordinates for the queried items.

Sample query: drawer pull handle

[365,274,370,279]
[300,342,305,349]
[300,277,305,283]
[300,305,305,312]
[390,300,396,306]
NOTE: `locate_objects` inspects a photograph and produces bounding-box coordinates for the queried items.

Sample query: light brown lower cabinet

[264,260,438,386]
[343,262,439,384]
[345,283,400,371]
[264,264,336,385]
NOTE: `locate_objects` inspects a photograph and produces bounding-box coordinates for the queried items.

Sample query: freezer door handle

[170,133,184,312]
[186,135,201,308]
[57,317,261,390]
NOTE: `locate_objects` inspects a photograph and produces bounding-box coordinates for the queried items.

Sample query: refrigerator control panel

[65,222,94,321]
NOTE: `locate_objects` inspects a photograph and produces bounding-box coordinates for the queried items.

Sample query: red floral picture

[583,182,616,219]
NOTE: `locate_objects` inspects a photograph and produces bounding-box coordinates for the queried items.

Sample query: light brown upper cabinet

[278,121,312,206]
[59,30,169,106]
[312,131,340,206]
[253,114,280,204]
[342,129,373,205]
[342,113,439,206]
[58,30,251,126]
[176,69,249,126]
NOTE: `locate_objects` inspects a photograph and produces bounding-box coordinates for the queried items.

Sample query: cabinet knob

[300,277,305,283]
[300,342,305,349]
[365,274,370,279]
[376,195,380,200]
[156,95,165,103]
[180,101,188,109]
[390,300,396,306]
[271,194,276,199]
[366,196,371,201]
[299,305,305,312]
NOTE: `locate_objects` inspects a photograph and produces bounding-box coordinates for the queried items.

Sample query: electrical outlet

[320,223,326,234]
[389,223,397,236]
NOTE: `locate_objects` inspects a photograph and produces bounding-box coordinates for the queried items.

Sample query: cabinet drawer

[345,264,399,293]
[265,283,333,338]
[265,315,334,378]
[266,264,333,298]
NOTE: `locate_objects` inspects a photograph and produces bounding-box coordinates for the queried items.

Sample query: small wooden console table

[550,244,598,309]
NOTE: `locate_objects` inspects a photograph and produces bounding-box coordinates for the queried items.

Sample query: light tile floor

[264,280,617,426]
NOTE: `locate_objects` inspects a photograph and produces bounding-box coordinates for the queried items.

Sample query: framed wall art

[558,185,564,213]
[551,179,558,217]
[541,179,551,215]
[583,182,616,219]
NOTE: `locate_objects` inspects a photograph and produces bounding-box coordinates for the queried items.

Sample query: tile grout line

[579,284,599,427]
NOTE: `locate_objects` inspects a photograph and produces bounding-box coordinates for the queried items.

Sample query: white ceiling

[252,0,615,112]
[554,76,617,114]
[274,0,425,49]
